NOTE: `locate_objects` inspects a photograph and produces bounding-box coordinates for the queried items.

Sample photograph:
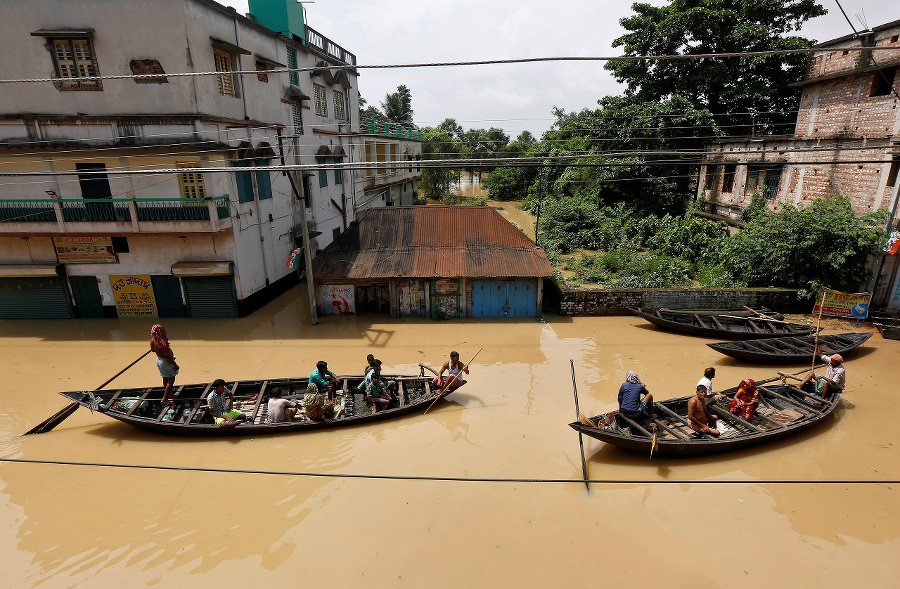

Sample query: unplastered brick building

[698,19,900,220]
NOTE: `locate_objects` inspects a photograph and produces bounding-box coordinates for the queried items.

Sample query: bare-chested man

[687,384,720,437]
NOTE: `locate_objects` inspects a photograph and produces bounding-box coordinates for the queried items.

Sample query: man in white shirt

[267,389,300,423]
[799,343,845,398]
[697,367,715,405]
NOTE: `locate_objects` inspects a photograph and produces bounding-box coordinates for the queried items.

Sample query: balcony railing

[305,25,357,66]
[0,196,231,229]
[363,120,423,140]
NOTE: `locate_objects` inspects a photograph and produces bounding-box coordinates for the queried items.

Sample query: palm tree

[381,85,413,124]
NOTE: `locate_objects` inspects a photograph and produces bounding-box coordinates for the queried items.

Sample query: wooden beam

[655,403,711,439]
[124,389,152,417]
[250,381,269,424]
[397,379,406,408]
[653,418,690,440]
[184,384,213,424]
[758,386,820,415]
[708,404,765,433]
[616,413,653,437]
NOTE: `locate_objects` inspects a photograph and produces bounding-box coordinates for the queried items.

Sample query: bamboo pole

[570,360,590,491]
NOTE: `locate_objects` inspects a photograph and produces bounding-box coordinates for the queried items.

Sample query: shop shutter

[151,275,186,318]
[69,276,105,318]
[0,277,74,319]
[182,276,238,318]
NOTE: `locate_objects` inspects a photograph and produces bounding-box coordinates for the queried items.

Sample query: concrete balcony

[361,120,422,140]
[0,196,232,235]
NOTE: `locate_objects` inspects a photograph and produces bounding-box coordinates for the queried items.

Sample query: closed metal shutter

[69,276,105,318]
[182,276,238,318]
[0,277,74,319]
[151,275,186,318]
[471,279,537,317]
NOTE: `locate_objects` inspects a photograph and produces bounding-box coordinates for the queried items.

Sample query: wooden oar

[24,350,153,435]
[423,348,483,414]
[569,360,590,490]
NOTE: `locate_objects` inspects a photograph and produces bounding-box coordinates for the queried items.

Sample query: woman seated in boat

[365,373,393,412]
[687,384,720,437]
[150,324,179,404]
[303,383,336,422]
[617,371,656,420]
[730,379,759,422]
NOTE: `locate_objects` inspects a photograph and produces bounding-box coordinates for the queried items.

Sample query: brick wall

[553,285,802,316]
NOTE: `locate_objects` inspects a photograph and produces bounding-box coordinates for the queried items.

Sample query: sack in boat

[598,412,619,432]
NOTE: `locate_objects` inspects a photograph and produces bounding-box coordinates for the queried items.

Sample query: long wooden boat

[629,307,819,339]
[59,373,438,437]
[875,323,900,341]
[707,332,873,364]
[662,307,784,320]
[569,381,841,457]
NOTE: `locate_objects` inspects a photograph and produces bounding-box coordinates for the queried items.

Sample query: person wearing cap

[434,351,470,391]
[207,379,247,428]
[618,370,656,421]
[798,342,845,398]
[687,384,720,436]
[309,361,339,401]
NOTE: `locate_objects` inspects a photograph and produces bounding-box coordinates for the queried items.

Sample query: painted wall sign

[433,279,460,294]
[53,236,117,264]
[110,275,158,317]
[318,284,355,314]
[812,288,871,319]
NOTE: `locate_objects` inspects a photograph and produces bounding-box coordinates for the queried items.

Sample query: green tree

[606,0,826,131]
[381,84,414,124]
[358,95,388,127]
[419,122,468,199]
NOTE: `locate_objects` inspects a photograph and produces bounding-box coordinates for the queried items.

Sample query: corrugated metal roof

[313,206,554,280]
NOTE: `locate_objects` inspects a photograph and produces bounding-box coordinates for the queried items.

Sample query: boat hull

[630,308,819,339]
[707,332,873,364]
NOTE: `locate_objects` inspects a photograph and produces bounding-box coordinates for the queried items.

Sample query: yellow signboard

[110,275,158,318]
[812,288,871,319]
[53,236,117,264]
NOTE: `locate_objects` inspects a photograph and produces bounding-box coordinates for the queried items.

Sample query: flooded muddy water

[0,290,897,587]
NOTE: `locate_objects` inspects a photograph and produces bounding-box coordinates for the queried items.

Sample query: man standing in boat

[688,384,720,436]
[207,378,248,428]
[618,371,656,420]
[797,343,845,398]
[151,324,179,404]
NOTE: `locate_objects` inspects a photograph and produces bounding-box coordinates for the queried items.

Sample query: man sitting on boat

[618,371,656,421]
[310,361,339,401]
[797,343,845,398]
[433,351,469,391]
[207,379,248,428]
[365,373,393,412]
[267,389,300,423]
[688,384,720,437]
[697,367,716,405]
[730,379,759,421]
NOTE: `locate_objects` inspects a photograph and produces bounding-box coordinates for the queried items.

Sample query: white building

[0,0,421,319]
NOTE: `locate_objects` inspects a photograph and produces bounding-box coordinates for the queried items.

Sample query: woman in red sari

[730,379,759,421]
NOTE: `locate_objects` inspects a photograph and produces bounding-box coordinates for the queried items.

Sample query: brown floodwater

[0,289,897,588]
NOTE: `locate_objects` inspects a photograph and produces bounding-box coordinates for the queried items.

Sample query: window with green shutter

[333,157,343,185]
[317,157,328,188]
[235,161,254,203]
[255,159,272,200]
[287,46,299,85]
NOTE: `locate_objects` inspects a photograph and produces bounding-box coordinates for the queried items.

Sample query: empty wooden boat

[569,381,841,457]
[875,323,900,340]
[707,332,873,364]
[629,307,819,339]
[59,373,438,436]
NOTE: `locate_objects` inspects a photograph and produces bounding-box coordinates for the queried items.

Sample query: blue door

[471,279,537,317]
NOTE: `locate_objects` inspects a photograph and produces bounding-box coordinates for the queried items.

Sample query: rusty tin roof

[312,206,554,280]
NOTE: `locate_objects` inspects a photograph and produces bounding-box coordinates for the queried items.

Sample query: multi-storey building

[697,19,900,309]
[0,0,421,319]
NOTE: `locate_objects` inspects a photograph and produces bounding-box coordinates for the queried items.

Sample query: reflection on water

[0,289,897,586]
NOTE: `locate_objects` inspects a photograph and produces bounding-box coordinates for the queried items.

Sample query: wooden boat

[707,332,873,364]
[875,323,900,341]
[59,373,438,437]
[629,307,819,339]
[661,307,784,320]
[569,381,841,457]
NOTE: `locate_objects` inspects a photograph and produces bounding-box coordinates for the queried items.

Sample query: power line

[2,46,899,85]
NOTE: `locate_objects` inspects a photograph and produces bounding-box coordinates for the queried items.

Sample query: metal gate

[471,279,537,317]
[151,275,186,318]
[355,284,390,314]
[182,276,238,318]
[69,276,105,318]
[398,279,427,317]
[0,277,74,319]
[430,279,461,319]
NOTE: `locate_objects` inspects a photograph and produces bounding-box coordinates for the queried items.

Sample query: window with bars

[286,46,299,85]
[213,49,236,97]
[51,38,101,89]
[255,61,268,83]
[365,142,374,177]
[177,164,207,200]
[291,101,304,135]
[333,90,345,120]
[314,84,327,116]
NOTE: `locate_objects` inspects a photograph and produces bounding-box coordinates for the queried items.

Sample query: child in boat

[150,324,179,404]
[688,384,720,436]
[365,373,393,412]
